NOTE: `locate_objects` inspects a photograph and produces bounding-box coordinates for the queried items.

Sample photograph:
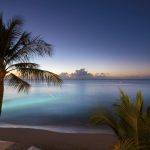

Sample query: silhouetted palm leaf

[7,73,30,92]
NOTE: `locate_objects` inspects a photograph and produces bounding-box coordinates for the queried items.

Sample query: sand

[0,128,117,150]
[0,141,15,150]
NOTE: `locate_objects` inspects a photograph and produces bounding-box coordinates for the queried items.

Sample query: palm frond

[6,73,30,92]
[6,36,53,64]
[115,92,142,141]
[16,68,62,85]
[5,32,31,64]
[6,16,22,39]
[136,91,143,114]
[119,90,134,107]
[6,63,39,72]
[0,17,23,58]
[91,111,123,139]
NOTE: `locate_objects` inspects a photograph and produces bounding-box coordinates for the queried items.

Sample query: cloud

[59,72,70,79]
[59,69,107,80]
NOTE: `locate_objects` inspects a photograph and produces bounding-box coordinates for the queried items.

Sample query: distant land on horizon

[60,77,150,80]
[59,69,150,80]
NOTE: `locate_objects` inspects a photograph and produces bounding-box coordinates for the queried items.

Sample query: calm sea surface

[0,79,150,132]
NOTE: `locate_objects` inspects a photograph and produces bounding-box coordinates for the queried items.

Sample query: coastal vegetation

[91,91,150,150]
[0,15,62,115]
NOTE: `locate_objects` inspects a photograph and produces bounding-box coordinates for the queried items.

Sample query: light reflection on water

[1,80,150,130]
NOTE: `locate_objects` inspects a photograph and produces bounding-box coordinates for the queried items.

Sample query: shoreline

[0,123,113,134]
[0,127,117,150]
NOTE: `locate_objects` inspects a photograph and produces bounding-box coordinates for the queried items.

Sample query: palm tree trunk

[0,77,4,116]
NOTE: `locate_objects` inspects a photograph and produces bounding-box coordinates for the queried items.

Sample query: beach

[0,128,117,150]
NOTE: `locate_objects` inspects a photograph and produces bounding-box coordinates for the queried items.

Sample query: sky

[0,0,150,77]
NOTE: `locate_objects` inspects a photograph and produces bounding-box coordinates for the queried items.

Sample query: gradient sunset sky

[0,0,150,77]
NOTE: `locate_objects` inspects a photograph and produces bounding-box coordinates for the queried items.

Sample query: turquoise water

[1,80,150,128]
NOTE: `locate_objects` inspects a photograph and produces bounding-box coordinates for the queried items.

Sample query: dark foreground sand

[0,128,117,150]
[0,141,15,150]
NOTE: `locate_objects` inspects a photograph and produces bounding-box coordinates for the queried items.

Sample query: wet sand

[0,128,117,150]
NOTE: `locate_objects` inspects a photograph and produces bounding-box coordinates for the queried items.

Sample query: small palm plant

[0,15,62,115]
[91,91,150,150]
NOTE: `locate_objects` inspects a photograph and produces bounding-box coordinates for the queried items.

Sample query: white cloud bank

[59,69,107,80]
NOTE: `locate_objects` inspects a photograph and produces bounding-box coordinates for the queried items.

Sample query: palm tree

[91,91,150,150]
[0,15,62,115]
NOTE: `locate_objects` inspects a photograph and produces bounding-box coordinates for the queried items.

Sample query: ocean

[0,79,150,133]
